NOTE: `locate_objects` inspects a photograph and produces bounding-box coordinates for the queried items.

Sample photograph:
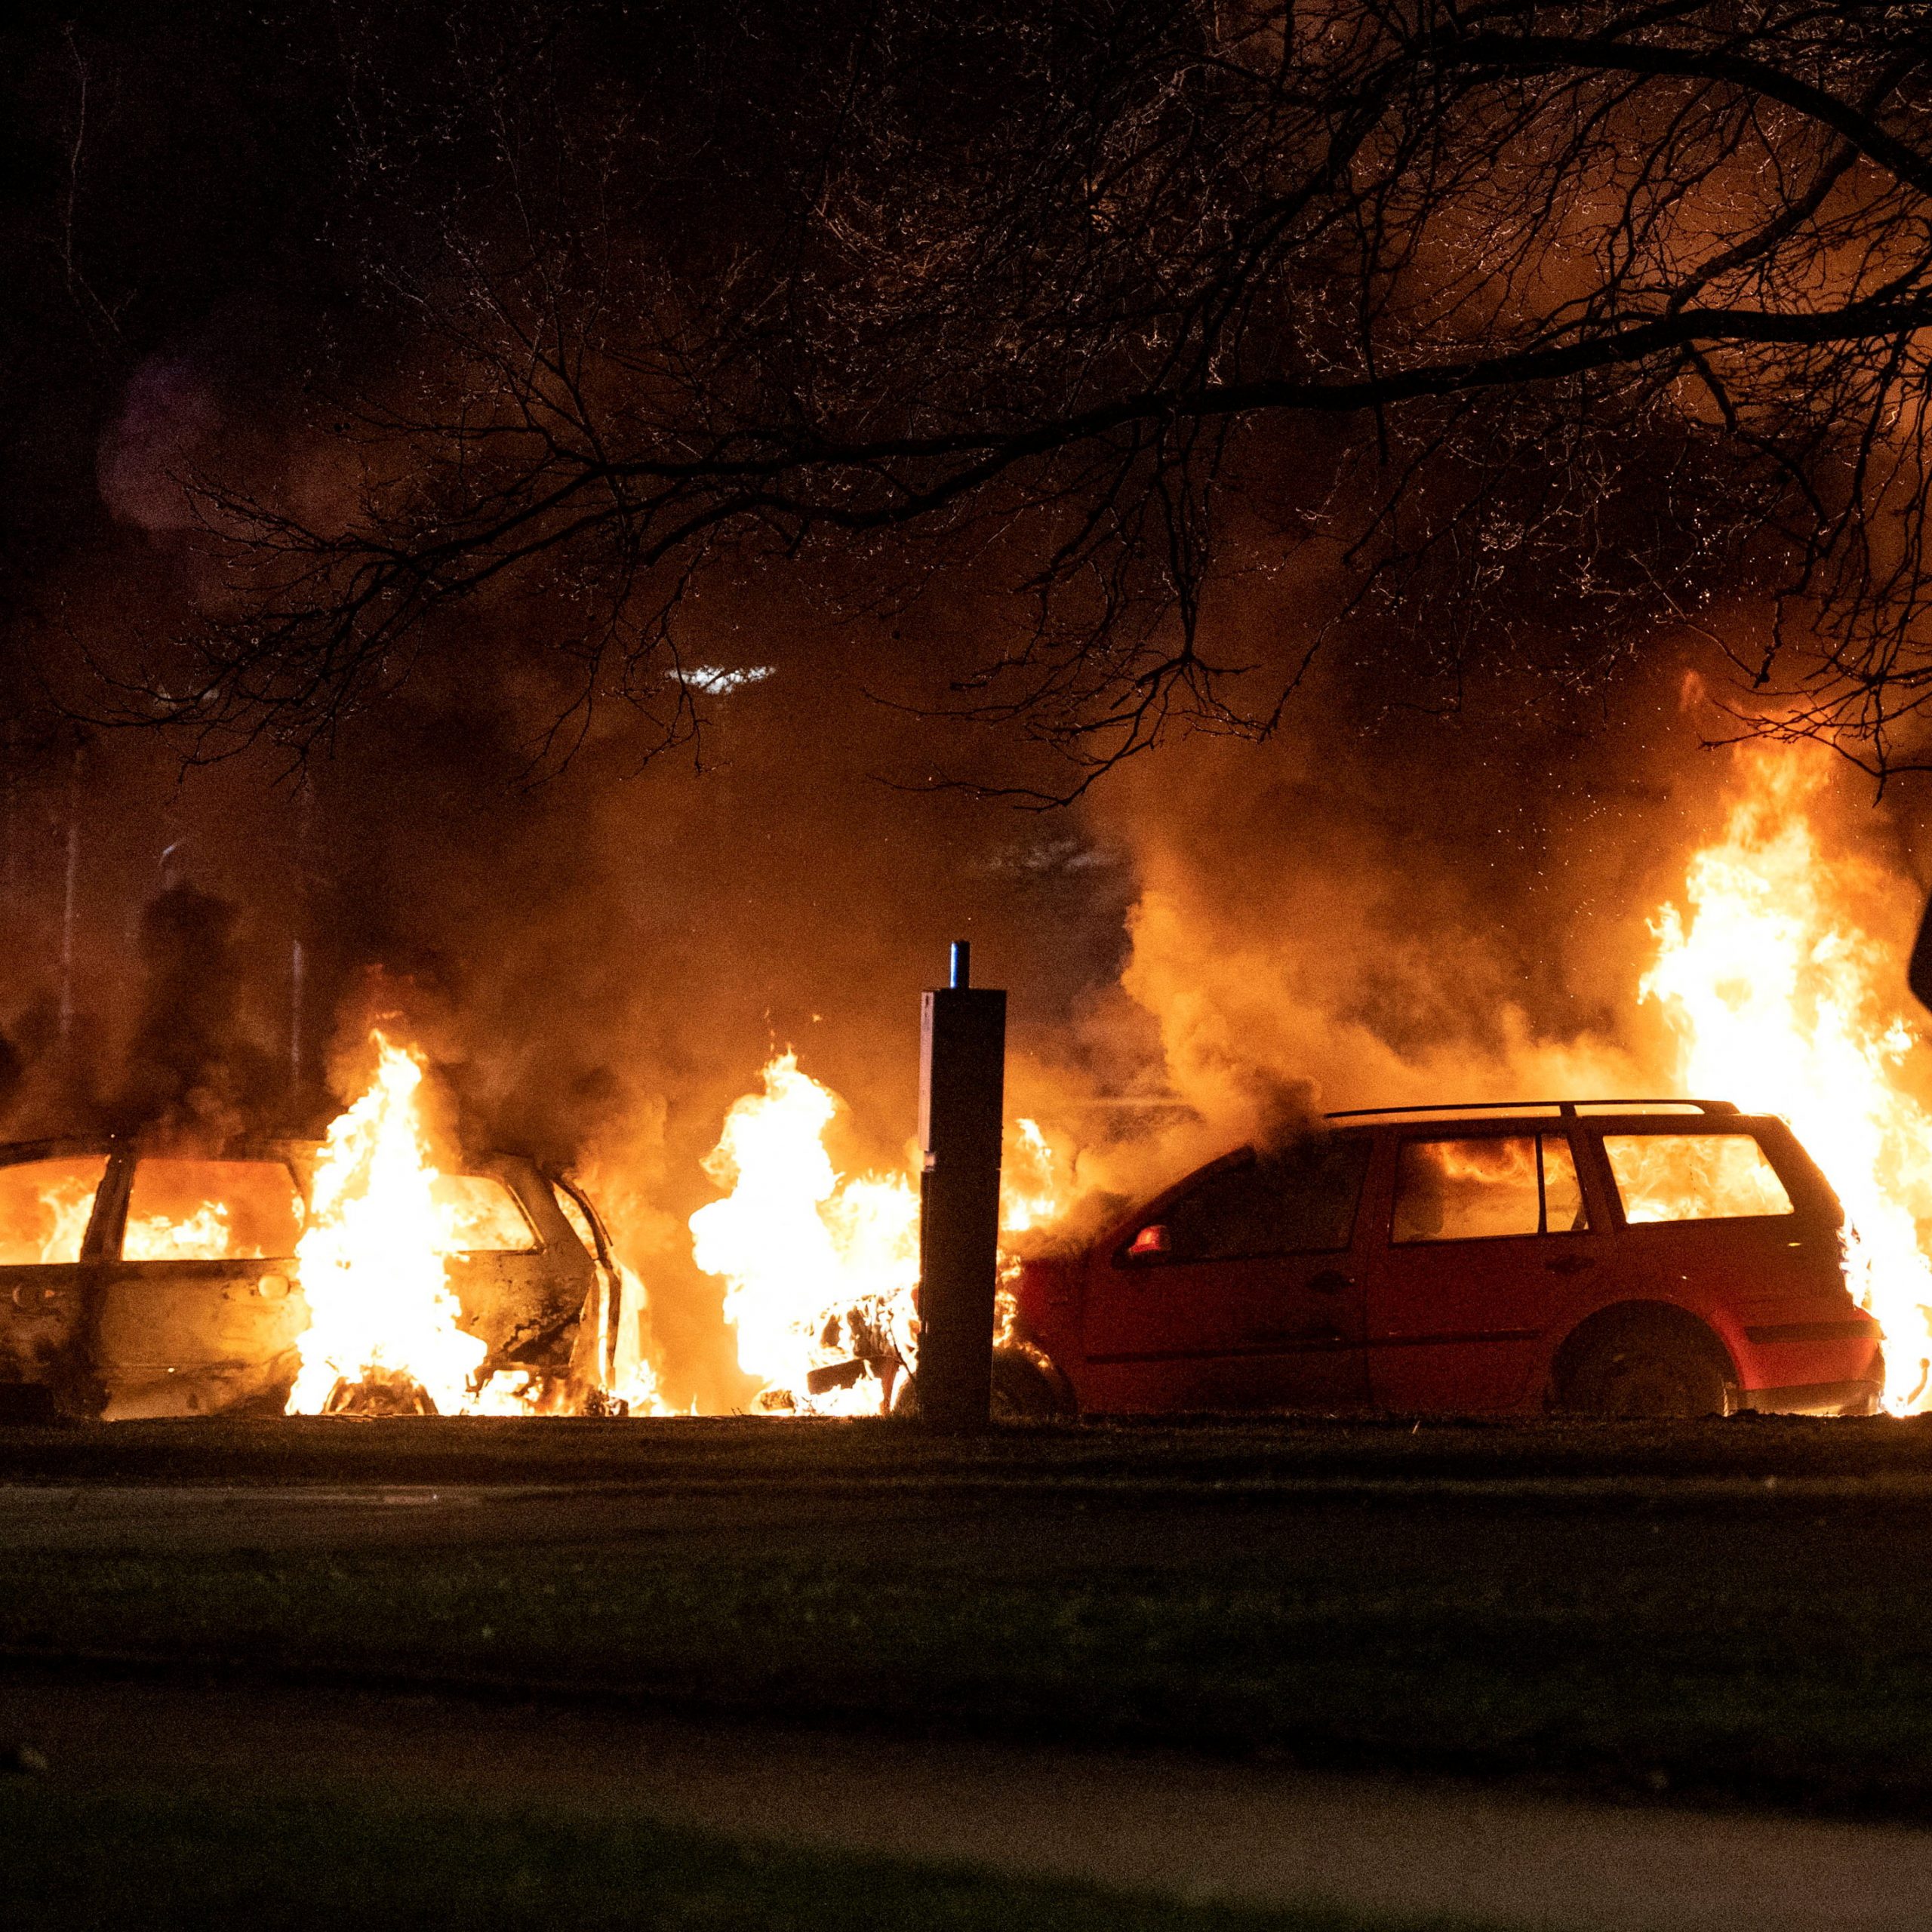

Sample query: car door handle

[1247,1323,1346,1347]
[1308,1270,1353,1294]
[1545,1254,1595,1276]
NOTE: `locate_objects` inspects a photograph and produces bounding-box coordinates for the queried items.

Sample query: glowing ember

[286,1032,490,1416]
[690,1053,919,1414]
[1643,752,1932,1410]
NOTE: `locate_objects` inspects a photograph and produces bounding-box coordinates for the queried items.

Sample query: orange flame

[1644,753,1932,1409]
[690,1053,919,1414]
[36,1177,100,1265]
[689,1060,1088,1411]
[606,1260,682,1414]
[285,1032,491,1415]
[123,1201,234,1262]
[1001,1118,1073,1235]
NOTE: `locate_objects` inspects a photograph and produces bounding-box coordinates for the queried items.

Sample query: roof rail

[1324,1099,1740,1121]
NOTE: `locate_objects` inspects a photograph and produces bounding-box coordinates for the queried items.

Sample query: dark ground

[10,1669,1929,1932]
[5,1414,1932,1811]
[8,1414,1932,1929]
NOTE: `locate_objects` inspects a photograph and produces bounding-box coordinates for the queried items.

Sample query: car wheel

[990,1348,1068,1420]
[1564,1329,1732,1418]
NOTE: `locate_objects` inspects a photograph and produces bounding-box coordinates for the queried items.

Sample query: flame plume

[690,1053,919,1414]
[689,1055,1081,1413]
[1644,754,1932,1410]
[285,1033,488,1416]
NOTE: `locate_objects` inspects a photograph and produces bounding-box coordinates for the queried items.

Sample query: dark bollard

[915,940,1006,1430]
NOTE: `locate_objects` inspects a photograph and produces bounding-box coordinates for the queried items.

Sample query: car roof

[0,1136,543,1168]
[1323,1100,1746,1128]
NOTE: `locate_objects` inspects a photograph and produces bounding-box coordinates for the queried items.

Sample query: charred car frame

[0,1137,623,1420]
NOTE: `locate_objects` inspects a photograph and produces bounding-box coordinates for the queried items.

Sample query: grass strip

[8,1411,1932,1491]
[5,1501,1932,1820]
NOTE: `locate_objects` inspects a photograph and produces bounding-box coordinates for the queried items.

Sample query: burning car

[1009,1100,1886,1419]
[0,1134,621,1420]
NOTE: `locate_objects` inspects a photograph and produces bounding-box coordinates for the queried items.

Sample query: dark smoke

[112,877,283,1144]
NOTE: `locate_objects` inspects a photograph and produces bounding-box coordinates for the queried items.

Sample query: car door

[0,1145,115,1412]
[435,1157,598,1373]
[1366,1128,1597,1413]
[1586,1121,1870,1381]
[94,1152,310,1418]
[1078,1136,1373,1412]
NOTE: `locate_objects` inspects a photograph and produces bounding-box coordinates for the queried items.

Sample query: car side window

[1542,1136,1589,1232]
[1602,1132,1795,1223]
[432,1174,539,1253]
[1140,1138,1371,1263]
[0,1155,109,1266]
[551,1183,600,1258]
[1393,1134,1590,1243]
[123,1158,306,1261]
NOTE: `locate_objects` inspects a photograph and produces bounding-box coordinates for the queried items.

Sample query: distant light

[685,666,775,694]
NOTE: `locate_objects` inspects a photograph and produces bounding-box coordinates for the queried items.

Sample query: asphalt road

[5,1667,1930,1932]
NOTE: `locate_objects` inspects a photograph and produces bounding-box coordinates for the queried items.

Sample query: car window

[1543,1136,1589,1232]
[1603,1132,1795,1223]
[1147,1137,1370,1263]
[1393,1134,1590,1243]
[432,1174,538,1253]
[551,1183,599,1257]
[0,1155,109,1266]
[124,1158,305,1261]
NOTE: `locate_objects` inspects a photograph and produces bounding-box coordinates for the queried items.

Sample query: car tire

[990,1348,1069,1420]
[1562,1324,1734,1418]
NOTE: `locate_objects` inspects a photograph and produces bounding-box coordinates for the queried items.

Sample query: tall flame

[688,1055,1084,1412]
[690,1052,920,1414]
[1643,753,1932,1409]
[285,1033,488,1416]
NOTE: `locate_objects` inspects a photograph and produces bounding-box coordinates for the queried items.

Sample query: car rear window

[1392,1134,1589,1243]
[1152,1137,1371,1262]
[1603,1132,1795,1223]
[124,1158,306,1261]
[0,1155,109,1266]
[432,1174,538,1253]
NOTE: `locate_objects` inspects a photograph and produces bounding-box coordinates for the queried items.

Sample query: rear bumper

[1740,1379,1881,1417]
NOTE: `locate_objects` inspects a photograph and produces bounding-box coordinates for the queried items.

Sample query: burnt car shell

[0,1137,615,1419]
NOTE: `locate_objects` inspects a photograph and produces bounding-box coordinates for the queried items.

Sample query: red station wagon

[1008,1100,1886,1419]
